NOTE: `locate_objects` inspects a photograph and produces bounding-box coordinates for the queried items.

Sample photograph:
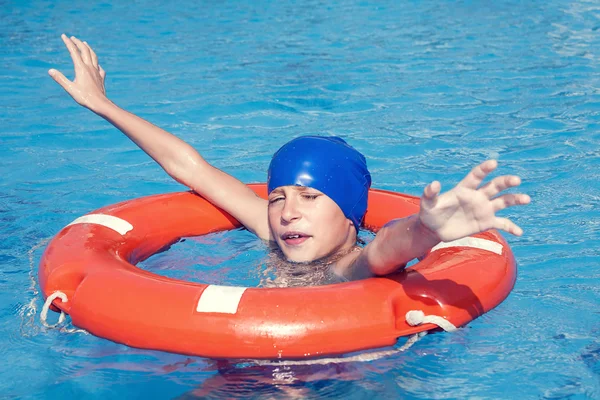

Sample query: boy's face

[268,185,356,263]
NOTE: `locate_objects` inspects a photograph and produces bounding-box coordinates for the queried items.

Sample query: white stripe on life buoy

[66,214,134,236]
[431,237,503,255]
[196,285,247,314]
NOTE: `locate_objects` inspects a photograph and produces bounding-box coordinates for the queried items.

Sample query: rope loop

[40,291,68,328]
[406,310,457,332]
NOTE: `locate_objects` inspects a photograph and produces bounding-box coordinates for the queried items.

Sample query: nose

[281,197,301,223]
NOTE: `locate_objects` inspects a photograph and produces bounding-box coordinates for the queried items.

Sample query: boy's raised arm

[335,160,531,280]
[49,35,271,240]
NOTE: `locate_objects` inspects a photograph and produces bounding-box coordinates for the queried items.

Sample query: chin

[283,252,315,264]
[278,247,317,264]
[274,240,313,263]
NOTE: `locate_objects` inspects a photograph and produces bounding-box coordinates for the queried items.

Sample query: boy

[49,35,530,283]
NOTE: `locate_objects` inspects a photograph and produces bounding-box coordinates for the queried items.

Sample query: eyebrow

[269,186,314,195]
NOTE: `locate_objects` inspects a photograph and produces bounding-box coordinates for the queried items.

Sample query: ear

[347,218,358,237]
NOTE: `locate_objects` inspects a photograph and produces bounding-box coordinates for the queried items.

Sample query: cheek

[267,206,279,223]
[313,204,349,235]
[267,209,277,235]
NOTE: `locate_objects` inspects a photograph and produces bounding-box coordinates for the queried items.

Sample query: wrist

[414,215,441,248]
[89,97,116,117]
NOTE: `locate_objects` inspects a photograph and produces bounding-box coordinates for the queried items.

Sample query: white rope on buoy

[40,291,68,328]
[406,310,458,332]
[253,346,405,367]
[393,310,458,354]
[253,311,457,367]
[39,291,88,334]
[398,331,428,351]
[23,238,86,336]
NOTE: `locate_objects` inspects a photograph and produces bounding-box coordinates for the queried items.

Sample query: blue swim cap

[267,136,371,232]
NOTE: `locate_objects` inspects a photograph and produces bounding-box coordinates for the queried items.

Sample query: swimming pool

[2,0,599,398]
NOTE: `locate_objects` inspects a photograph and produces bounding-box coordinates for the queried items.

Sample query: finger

[99,65,106,80]
[61,33,83,68]
[494,217,523,236]
[48,68,74,93]
[458,159,498,190]
[423,180,441,199]
[70,36,92,65]
[480,175,522,198]
[421,181,441,208]
[492,193,531,212]
[83,41,98,68]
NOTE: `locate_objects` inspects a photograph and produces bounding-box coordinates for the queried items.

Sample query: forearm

[93,99,206,180]
[362,215,440,276]
[333,215,441,281]
[91,99,270,239]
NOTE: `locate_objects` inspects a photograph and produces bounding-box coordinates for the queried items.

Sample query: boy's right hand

[49,34,109,112]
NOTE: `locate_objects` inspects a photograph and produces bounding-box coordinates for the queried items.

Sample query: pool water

[2,0,600,398]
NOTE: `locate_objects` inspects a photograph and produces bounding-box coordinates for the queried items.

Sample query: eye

[268,196,284,204]
[302,194,319,200]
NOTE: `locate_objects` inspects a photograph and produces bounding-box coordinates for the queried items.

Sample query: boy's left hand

[418,160,530,242]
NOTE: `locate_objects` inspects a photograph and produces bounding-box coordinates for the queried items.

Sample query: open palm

[48,34,107,111]
[419,160,530,242]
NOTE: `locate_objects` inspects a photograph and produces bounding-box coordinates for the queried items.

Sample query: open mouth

[281,232,311,246]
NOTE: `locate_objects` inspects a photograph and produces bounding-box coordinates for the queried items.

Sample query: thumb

[48,69,74,93]
[422,180,441,201]
[421,181,441,212]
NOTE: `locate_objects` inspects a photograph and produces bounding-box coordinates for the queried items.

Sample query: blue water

[2,0,599,398]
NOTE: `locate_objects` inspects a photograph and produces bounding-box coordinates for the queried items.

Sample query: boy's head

[267,136,371,262]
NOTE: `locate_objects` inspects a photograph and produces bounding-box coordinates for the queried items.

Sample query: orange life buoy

[39,184,516,359]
